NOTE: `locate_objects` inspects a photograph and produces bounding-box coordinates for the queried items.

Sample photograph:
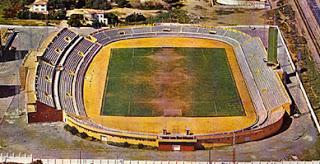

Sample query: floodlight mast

[233,132,236,163]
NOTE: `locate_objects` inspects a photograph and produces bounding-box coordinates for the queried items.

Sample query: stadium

[24,24,292,151]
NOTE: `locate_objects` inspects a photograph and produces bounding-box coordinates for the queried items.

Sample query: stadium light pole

[208,149,212,164]
[232,132,236,163]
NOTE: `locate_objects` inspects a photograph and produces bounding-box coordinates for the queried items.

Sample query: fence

[1,153,320,164]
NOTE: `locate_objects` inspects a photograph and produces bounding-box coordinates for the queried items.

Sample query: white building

[32,0,48,14]
[92,13,108,25]
[216,0,267,8]
[66,9,111,25]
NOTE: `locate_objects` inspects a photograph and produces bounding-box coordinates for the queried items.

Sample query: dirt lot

[181,0,268,26]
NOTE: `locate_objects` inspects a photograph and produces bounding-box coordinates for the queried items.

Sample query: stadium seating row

[36,28,78,108]
[35,28,101,115]
[42,29,78,65]
[241,38,290,111]
[36,61,55,107]
[74,43,102,116]
[59,38,95,115]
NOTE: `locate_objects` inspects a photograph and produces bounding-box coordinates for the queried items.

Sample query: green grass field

[101,47,244,117]
[268,27,278,64]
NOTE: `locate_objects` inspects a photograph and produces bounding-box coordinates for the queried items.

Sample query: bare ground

[181,0,268,26]
[144,48,194,116]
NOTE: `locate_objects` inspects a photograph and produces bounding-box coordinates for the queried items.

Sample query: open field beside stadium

[83,37,256,134]
[102,47,244,117]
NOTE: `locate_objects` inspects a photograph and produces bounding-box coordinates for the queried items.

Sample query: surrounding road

[291,0,320,69]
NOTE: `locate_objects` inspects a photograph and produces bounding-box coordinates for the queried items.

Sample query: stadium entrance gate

[158,137,197,151]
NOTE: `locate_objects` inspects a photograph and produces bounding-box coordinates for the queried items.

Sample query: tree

[49,9,67,20]
[125,13,146,23]
[147,9,191,24]
[67,19,82,27]
[20,0,35,5]
[104,13,119,25]
[68,126,79,135]
[64,124,72,131]
[76,0,85,8]
[79,132,89,139]
[123,142,130,148]
[56,9,67,20]
[138,143,144,149]
[3,1,22,18]
[17,9,30,19]
[48,0,77,10]
[85,0,111,10]
[93,0,111,9]
[91,19,105,28]
[115,0,129,8]
[67,14,84,27]
[48,0,64,9]
[64,0,76,10]
[17,8,46,19]
[139,1,169,10]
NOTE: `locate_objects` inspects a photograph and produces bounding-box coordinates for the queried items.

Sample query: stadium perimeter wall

[2,154,320,163]
[198,110,285,146]
[64,114,159,147]
[64,109,285,149]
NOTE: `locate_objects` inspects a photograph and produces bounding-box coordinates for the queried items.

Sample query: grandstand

[25,24,291,151]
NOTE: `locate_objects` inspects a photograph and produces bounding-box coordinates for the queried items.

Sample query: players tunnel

[158,142,196,151]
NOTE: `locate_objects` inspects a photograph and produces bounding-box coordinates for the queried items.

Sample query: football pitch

[101,47,244,117]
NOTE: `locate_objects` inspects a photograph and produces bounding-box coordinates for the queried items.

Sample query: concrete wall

[2,157,319,164]
[64,110,285,150]
[216,0,266,8]
[198,112,284,145]
[64,115,159,148]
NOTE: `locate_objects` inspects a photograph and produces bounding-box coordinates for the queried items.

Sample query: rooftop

[33,0,48,5]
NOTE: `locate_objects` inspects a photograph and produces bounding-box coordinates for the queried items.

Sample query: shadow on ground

[0,50,28,62]
[0,85,20,98]
[277,113,293,134]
